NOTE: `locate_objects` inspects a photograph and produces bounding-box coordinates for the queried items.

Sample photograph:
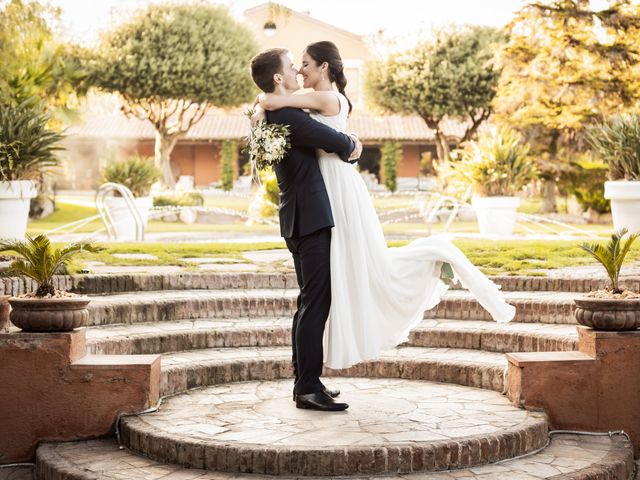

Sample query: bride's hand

[348,134,362,161]
[251,105,266,127]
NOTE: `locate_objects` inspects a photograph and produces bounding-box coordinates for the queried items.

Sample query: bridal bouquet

[244,109,290,171]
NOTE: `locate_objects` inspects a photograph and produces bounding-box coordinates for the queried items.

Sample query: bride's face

[300,51,326,89]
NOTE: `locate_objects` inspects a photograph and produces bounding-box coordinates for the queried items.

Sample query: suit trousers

[285,227,332,395]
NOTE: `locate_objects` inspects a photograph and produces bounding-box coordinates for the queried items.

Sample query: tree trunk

[540,132,560,213]
[155,131,179,188]
[541,179,557,213]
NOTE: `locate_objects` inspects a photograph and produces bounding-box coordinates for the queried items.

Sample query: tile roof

[66,111,466,143]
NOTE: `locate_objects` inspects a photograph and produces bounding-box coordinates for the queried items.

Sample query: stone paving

[136,378,529,446]
[119,377,548,474]
[0,467,33,480]
[34,433,633,479]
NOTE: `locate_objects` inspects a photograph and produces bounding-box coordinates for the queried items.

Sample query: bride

[258,41,515,369]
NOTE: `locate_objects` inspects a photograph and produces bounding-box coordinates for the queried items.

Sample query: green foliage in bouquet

[244,109,290,171]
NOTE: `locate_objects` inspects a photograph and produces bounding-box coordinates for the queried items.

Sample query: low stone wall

[1,272,638,296]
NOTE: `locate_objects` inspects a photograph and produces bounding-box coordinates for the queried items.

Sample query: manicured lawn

[29,202,612,238]
[53,238,640,277]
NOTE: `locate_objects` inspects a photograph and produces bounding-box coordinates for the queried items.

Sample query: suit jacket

[266,107,355,239]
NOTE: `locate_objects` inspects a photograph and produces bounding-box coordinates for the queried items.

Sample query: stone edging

[2,272,639,296]
[85,292,579,326]
[119,408,547,476]
[547,434,634,480]
[86,323,577,356]
[160,356,506,397]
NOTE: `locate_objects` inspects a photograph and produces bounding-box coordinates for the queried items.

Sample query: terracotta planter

[8,297,90,332]
[574,297,640,331]
[0,295,10,332]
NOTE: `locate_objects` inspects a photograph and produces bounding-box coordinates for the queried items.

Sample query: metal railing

[95,183,145,241]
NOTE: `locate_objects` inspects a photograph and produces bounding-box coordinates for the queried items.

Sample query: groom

[250,48,361,412]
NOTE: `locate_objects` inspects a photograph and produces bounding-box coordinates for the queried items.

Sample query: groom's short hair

[250,48,288,93]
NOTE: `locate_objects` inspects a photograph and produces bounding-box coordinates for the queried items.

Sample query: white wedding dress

[311,92,516,370]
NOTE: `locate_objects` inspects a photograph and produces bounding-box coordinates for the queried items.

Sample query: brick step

[34,432,635,479]
[159,346,508,396]
[85,318,577,356]
[119,377,549,476]
[4,271,638,296]
[85,289,581,326]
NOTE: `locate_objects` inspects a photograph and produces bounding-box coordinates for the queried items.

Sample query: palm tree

[580,229,639,294]
[0,234,104,296]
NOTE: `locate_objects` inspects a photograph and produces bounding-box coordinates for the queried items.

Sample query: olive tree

[365,26,504,166]
[88,3,257,187]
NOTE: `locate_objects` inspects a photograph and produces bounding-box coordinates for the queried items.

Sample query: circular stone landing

[120,378,547,475]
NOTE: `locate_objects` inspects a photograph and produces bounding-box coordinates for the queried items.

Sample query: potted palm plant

[453,127,537,236]
[101,156,161,240]
[574,229,640,331]
[0,235,104,332]
[0,98,63,240]
[587,113,640,233]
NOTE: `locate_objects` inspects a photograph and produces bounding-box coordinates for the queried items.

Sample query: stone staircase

[2,272,635,479]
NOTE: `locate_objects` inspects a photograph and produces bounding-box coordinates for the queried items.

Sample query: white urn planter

[0,181,37,240]
[472,196,520,236]
[104,196,153,241]
[604,181,640,233]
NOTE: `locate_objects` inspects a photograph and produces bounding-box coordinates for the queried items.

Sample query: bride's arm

[258,91,340,116]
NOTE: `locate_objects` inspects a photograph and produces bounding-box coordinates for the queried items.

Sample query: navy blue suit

[266,107,355,395]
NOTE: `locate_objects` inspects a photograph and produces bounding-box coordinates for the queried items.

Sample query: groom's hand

[348,134,362,161]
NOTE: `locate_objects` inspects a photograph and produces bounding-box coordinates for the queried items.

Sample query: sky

[48,0,532,45]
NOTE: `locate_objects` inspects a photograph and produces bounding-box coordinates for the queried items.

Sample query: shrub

[380,141,401,192]
[220,140,238,191]
[0,98,63,181]
[587,113,640,181]
[153,191,204,207]
[453,127,536,196]
[102,156,161,197]
[560,161,610,214]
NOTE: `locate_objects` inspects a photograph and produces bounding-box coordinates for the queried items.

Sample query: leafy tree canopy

[87,2,258,186]
[365,26,505,162]
[493,0,640,211]
[89,2,257,106]
[0,0,85,119]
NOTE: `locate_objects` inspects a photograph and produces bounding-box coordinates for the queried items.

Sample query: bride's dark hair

[304,41,353,115]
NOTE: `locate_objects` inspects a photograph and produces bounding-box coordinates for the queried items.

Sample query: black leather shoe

[292,387,340,401]
[295,391,348,411]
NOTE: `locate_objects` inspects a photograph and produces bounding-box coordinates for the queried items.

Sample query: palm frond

[0,234,103,295]
[580,228,638,292]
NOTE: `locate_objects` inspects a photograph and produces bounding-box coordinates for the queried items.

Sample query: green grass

[25,201,637,277]
[66,241,287,273]
[28,204,102,234]
[385,238,640,276]
[54,238,640,277]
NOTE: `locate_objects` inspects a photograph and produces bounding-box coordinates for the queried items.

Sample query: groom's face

[278,52,301,93]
